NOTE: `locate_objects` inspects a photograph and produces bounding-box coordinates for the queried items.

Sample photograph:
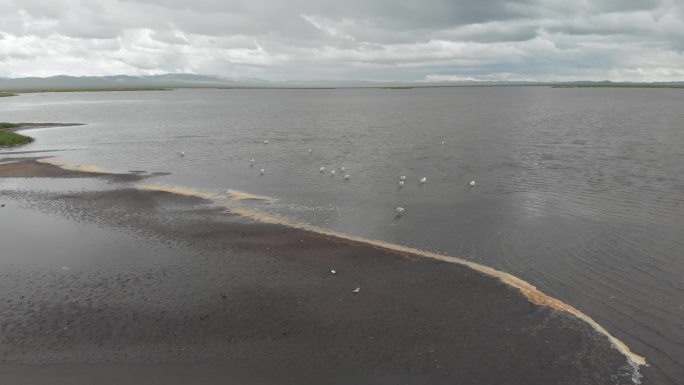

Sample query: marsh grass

[0,131,34,146]
[0,123,33,146]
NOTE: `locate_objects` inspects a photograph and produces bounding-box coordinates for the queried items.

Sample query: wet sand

[0,158,162,181]
[0,157,642,384]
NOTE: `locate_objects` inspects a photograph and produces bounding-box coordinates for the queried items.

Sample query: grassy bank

[0,123,34,146]
[0,92,17,97]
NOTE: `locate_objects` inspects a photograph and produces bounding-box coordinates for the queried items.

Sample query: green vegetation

[0,131,33,146]
[0,122,33,146]
[0,92,16,97]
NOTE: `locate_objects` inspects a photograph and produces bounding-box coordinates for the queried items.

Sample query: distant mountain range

[1,74,683,90]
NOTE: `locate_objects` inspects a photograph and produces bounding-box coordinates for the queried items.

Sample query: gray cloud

[0,0,682,81]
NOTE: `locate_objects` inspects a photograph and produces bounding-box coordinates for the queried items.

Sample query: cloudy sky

[1,0,683,82]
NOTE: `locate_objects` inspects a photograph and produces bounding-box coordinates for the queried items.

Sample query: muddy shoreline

[0,155,643,384]
[3,123,85,133]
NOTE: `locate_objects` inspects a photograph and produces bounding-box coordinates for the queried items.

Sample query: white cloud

[0,0,682,81]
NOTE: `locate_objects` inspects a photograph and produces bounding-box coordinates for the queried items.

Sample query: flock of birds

[179,140,476,217]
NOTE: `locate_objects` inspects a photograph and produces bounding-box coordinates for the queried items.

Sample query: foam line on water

[134,183,647,375]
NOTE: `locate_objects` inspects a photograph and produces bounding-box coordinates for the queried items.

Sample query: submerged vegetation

[0,123,34,146]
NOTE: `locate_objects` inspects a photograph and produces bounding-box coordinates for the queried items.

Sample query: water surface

[1,87,683,384]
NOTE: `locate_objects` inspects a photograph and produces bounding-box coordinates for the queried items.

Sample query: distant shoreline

[553,84,684,89]
[1,84,683,94]
[3,88,170,94]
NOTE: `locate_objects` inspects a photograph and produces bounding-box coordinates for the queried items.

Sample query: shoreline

[3,122,85,133]
[139,184,647,368]
[1,153,646,383]
[0,123,85,147]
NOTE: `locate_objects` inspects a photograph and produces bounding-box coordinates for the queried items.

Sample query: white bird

[441,140,446,145]
[319,166,326,173]
[399,176,407,181]
[249,158,255,166]
[330,269,337,275]
[178,151,185,157]
[330,170,336,176]
[339,166,345,172]
[395,207,405,215]
[344,174,350,180]
[259,168,265,175]
[469,180,476,187]
[263,139,269,144]
[398,180,405,187]
[419,177,427,184]
[308,149,313,153]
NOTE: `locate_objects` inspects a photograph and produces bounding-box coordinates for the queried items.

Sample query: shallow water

[1,87,683,384]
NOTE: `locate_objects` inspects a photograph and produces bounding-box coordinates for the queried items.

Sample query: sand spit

[0,158,143,181]
[37,158,119,175]
[0,186,640,385]
[226,189,274,201]
[2,123,85,133]
[0,158,645,384]
[136,183,646,371]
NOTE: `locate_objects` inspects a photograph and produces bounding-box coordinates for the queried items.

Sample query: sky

[0,0,683,82]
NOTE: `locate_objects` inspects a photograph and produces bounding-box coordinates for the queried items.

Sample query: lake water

[1,87,683,384]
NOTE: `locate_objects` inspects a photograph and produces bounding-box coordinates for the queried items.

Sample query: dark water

[1,87,683,384]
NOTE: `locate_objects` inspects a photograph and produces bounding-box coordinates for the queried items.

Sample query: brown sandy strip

[36,158,119,175]
[226,189,274,201]
[137,183,647,368]
[0,158,142,181]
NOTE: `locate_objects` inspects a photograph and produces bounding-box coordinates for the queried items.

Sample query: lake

[2,87,683,384]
